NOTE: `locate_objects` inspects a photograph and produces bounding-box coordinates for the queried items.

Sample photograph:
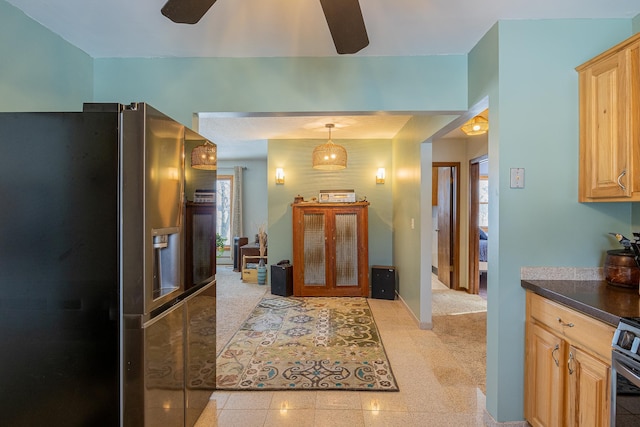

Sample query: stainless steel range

[611,317,640,425]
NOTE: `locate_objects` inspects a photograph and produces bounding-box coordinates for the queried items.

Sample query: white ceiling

[8,0,638,159]
[197,112,416,159]
[196,110,483,160]
[7,0,639,58]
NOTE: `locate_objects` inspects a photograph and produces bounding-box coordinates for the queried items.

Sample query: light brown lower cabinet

[525,292,614,427]
[567,346,611,426]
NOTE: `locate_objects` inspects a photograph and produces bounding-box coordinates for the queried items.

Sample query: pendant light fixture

[312,124,347,170]
[461,115,489,136]
[191,141,217,170]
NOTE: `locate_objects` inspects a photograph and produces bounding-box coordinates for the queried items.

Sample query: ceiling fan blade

[161,0,217,24]
[319,0,369,54]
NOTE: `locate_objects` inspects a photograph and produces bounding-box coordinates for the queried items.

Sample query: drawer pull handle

[552,344,560,367]
[557,317,574,327]
[568,351,575,375]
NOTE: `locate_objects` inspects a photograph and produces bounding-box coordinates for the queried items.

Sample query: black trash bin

[271,263,293,297]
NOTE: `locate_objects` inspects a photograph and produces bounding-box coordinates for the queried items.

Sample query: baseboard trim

[396,293,433,330]
[418,320,433,329]
[483,410,528,427]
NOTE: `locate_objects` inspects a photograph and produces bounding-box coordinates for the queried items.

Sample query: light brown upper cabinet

[576,33,640,202]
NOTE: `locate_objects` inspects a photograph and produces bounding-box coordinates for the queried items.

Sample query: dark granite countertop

[521,279,640,327]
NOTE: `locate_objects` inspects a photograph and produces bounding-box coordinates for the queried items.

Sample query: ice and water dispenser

[151,227,181,301]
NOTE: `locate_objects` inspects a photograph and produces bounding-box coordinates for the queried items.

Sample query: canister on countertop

[604,249,640,288]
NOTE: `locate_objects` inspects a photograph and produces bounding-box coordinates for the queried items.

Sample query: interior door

[437,167,453,288]
[468,161,480,294]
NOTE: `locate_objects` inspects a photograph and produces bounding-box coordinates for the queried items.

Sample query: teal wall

[267,138,393,279]
[391,115,460,324]
[93,56,467,127]
[470,20,634,421]
[391,122,423,321]
[0,1,93,111]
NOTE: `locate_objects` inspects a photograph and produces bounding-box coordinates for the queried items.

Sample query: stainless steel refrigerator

[0,103,217,426]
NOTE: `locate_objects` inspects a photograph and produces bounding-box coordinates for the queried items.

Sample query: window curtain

[230,166,244,262]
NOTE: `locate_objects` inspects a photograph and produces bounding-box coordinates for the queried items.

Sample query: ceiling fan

[161,0,369,54]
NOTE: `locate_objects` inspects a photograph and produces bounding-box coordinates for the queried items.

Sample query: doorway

[468,156,488,296]
[432,162,460,290]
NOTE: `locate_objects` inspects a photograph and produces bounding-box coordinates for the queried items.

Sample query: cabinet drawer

[527,292,615,361]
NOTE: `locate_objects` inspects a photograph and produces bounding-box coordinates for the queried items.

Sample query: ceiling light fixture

[191,141,217,170]
[460,115,489,136]
[312,124,347,170]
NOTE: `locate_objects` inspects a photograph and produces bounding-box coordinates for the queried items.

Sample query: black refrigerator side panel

[0,112,120,426]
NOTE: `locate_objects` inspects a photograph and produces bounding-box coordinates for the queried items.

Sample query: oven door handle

[613,354,640,389]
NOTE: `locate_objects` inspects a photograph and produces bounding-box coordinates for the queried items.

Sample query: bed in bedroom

[479,228,488,273]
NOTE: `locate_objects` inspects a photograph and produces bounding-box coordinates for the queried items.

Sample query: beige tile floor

[196,269,487,427]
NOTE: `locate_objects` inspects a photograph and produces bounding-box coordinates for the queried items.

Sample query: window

[479,175,488,229]
[216,175,233,249]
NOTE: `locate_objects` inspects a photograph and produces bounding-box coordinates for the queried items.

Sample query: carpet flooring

[431,273,487,394]
[432,311,486,394]
[216,295,399,391]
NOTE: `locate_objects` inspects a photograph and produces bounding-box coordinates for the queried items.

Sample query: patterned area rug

[216,296,399,391]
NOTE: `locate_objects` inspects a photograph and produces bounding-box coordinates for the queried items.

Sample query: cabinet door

[579,48,631,200]
[525,322,566,427]
[566,346,610,427]
[334,211,360,288]
[299,210,328,289]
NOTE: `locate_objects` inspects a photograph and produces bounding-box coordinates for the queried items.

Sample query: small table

[239,243,267,279]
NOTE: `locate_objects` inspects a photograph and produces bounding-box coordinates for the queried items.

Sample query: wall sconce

[275,167,285,185]
[376,168,385,184]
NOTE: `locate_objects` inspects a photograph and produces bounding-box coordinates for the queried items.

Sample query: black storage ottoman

[371,265,397,300]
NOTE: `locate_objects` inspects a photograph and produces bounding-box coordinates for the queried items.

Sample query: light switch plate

[510,168,525,188]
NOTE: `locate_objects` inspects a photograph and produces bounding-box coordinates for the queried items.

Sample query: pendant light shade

[191,141,217,170]
[312,124,347,170]
[460,115,489,136]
